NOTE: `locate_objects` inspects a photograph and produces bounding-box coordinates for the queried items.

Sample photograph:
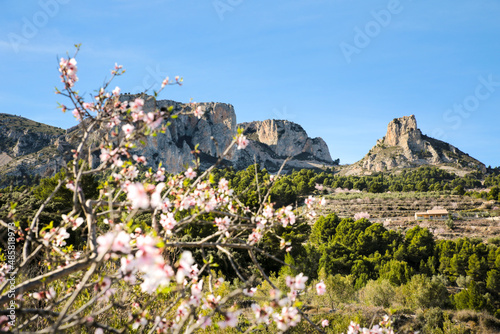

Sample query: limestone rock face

[237,119,333,172]
[239,120,332,162]
[118,96,238,173]
[384,115,419,147]
[344,115,485,175]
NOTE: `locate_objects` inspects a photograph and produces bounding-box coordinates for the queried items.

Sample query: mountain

[0,113,72,185]
[0,97,336,185]
[343,115,486,175]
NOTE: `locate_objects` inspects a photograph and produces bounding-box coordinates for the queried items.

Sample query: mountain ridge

[0,97,336,185]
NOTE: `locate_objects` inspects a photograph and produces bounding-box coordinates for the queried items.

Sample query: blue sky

[1,0,500,167]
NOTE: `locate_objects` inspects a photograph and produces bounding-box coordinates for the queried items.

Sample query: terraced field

[320,191,500,240]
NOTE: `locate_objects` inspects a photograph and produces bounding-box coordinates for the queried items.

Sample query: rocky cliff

[0,97,335,185]
[344,115,486,175]
[235,119,333,171]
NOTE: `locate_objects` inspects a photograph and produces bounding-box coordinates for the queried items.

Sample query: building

[415,209,449,221]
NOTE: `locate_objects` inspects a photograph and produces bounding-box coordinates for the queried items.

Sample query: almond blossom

[251,303,273,324]
[273,307,301,332]
[176,251,195,284]
[43,227,70,247]
[112,86,121,97]
[161,76,169,88]
[286,273,308,291]
[316,281,326,295]
[126,182,150,209]
[184,167,197,180]
[122,124,135,137]
[59,57,78,88]
[193,106,204,118]
[215,216,230,234]
[218,310,240,329]
[96,230,131,259]
[243,287,257,296]
[236,134,249,149]
[160,213,177,234]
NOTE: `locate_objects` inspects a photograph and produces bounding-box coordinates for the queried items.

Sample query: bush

[402,275,449,310]
[359,279,395,308]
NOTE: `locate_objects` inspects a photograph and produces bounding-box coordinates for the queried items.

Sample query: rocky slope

[0,97,335,185]
[343,115,486,175]
[0,113,70,184]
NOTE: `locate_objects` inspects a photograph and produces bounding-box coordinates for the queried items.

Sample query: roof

[415,209,449,215]
[427,209,448,214]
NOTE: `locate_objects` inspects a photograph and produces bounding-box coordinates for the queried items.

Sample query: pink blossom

[100,148,111,162]
[286,273,308,291]
[236,135,249,150]
[97,231,131,259]
[196,316,212,329]
[122,124,135,137]
[215,216,230,233]
[140,265,172,293]
[321,319,329,327]
[160,213,177,234]
[243,287,257,296]
[218,311,240,328]
[305,195,315,208]
[219,178,229,191]
[54,228,70,247]
[71,217,84,230]
[59,57,78,88]
[176,251,195,283]
[273,307,301,331]
[150,183,165,209]
[176,303,190,322]
[112,86,121,97]
[263,204,274,219]
[316,281,326,295]
[184,167,197,180]
[251,303,273,325]
[161,76,169,88]
[130,98,144,112]
[72,109,82,121]
[202,294,221,310]
[193,106,204,119]
[315,183,324,191]
[126,182,150,209]
[248,230,262,245]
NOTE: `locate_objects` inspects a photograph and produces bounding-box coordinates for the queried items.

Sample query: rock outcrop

[236,119,333,171]
[344,115,486,175]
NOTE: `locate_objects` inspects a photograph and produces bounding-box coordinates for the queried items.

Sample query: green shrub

[358,279,395,308]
